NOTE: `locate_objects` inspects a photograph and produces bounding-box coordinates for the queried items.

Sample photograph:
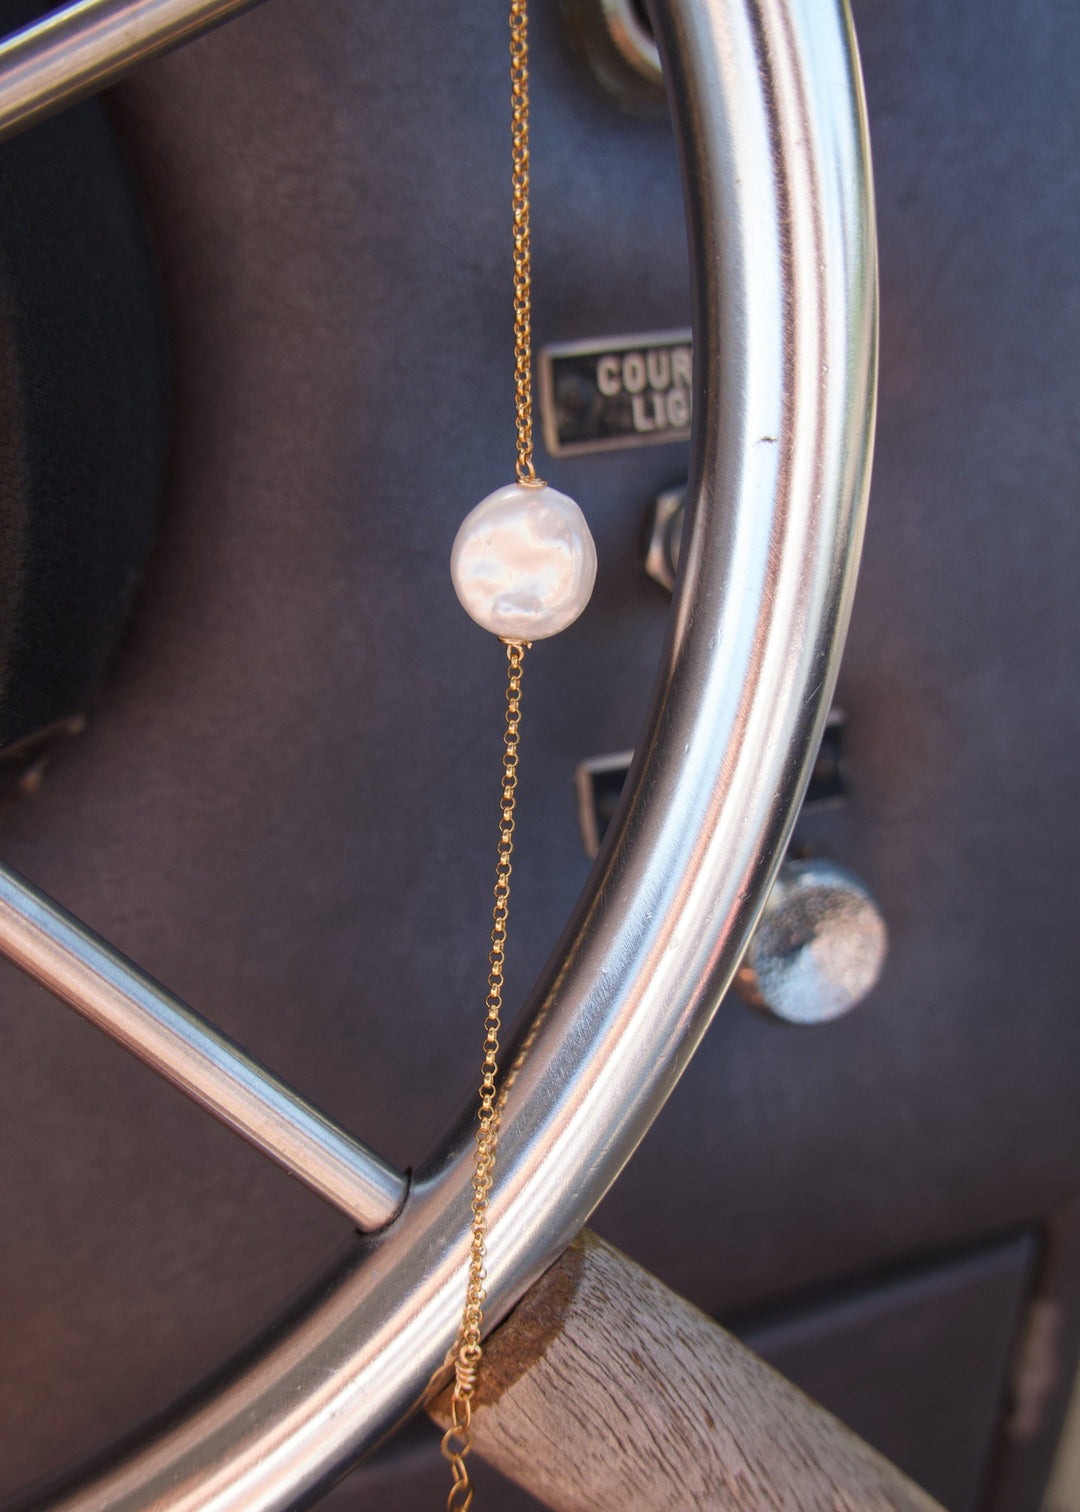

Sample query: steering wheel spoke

[0,864,406,1231]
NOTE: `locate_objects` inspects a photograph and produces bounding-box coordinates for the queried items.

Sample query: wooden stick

[428,1229,945,1512]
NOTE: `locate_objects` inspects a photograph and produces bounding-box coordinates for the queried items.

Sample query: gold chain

[510,0,540,486]
[443,9,543,1501]
[441,639,527,1512]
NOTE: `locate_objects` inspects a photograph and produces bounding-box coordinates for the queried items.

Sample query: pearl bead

[451,482,597,641]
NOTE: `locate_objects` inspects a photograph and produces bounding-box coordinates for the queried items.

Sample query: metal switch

[644,483,686,592]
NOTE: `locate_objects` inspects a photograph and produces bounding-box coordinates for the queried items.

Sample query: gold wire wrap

[442,639,528,1511]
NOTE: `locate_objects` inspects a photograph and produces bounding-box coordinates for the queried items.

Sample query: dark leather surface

[734,1231,1037,1512]
[0,0,164,753]
[0,0,1077,1504]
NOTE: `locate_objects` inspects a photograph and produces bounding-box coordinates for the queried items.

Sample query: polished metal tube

[0,0,267,141]
[7,0,877,1507]
[0,866,407,1230]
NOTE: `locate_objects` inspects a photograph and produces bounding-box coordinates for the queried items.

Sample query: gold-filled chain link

[443,7,543,1502]
[510,0,539,486]
[441,639,528,1512]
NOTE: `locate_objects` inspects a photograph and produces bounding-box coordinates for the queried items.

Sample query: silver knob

[734,859,887,1024]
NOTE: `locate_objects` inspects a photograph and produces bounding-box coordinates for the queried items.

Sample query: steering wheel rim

[1,0,876,1507]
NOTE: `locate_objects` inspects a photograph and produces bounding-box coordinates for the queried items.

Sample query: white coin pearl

[450,482,597,640]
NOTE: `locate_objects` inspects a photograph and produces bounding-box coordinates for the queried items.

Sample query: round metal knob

[560,0,667,115]
[734,859,887,1024]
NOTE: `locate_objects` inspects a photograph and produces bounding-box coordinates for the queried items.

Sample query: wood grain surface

[429,1230,945,1512]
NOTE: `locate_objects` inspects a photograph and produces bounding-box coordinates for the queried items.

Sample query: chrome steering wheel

[0,0,876,1507]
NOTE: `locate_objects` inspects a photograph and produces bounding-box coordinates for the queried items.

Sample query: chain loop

[442,639,528,1511]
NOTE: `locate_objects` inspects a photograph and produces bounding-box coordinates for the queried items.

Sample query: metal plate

[539,328,692,455]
